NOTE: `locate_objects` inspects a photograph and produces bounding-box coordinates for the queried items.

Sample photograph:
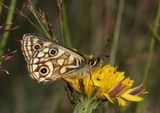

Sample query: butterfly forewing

[21,33,87,82]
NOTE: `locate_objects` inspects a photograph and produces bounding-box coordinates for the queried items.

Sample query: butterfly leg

[64,82,76,107]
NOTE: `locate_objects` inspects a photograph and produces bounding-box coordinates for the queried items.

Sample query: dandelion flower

[64,64,147,107]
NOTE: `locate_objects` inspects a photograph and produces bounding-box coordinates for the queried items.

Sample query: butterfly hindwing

[21,34,52,62]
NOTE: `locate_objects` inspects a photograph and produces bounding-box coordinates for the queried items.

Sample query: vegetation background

[0,0,159,113]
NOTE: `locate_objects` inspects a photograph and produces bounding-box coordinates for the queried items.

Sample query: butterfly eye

[49,48,58,56]
[39,66,49,76]
[89,60,95,66]
[89,58,100,67]
[33,44,41,50]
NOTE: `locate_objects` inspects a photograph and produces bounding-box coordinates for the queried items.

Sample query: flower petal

[117,97,127,107]
[103,93,114,104]
[121,93,143,101]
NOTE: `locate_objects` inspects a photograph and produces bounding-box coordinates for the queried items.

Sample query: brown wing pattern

[21,34,52,62]
[21,33,86,82]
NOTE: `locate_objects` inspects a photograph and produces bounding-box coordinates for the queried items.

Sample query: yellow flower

[64,65,147,107]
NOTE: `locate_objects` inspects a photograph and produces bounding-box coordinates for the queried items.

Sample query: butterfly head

[85,55,100,68]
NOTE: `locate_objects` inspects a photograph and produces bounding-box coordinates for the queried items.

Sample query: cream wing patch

[21,33,87,82]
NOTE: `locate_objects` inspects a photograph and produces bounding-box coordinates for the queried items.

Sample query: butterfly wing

[21,33,86,82]
[21,33,53,62]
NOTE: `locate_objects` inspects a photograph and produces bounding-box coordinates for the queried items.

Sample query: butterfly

[21,33,100,82]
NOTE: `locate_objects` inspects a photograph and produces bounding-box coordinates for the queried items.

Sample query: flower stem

[110,0,124,65]
[0,0,17,63]
[73,96,100,113]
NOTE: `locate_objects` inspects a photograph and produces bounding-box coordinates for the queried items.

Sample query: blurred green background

[0,0,159,113]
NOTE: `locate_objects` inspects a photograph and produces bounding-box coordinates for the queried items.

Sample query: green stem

[135,1,160,113]
[62,3,71,47]
[109,0,124,65]
[0,0,17,62]
[142,1,160,84]
[73,96,100,113]
[57,0,71,47]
